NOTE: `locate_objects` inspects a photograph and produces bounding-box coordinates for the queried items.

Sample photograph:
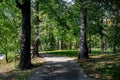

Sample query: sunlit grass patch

[0,57,45,80]
[91,48,112,54]
[47,50,78,57]
[78,53,120,80]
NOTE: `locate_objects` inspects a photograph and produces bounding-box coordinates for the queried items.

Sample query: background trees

[0,0,120,69]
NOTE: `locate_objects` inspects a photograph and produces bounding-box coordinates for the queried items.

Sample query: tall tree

[98,19,104,54]
[15,0,31,70]
[112,9,119,53]
[32,0,40,57]
[78,0,89,59]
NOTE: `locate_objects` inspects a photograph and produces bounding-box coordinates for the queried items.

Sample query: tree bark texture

[78,0,89,59]
[16,0,31,70]
[33,0,40,57]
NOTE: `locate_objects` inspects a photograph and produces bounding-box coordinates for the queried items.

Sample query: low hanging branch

[15,0,22,9]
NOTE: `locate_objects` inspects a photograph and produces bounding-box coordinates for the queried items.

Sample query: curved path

[28,54,99,80]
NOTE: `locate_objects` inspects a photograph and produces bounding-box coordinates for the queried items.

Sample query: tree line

[0,0,119,70]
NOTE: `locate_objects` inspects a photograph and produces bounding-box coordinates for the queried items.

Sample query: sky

[63,0,74,5]
[63,0,73,3]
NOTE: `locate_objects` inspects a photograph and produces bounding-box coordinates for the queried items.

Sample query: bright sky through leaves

[63,0,74,4]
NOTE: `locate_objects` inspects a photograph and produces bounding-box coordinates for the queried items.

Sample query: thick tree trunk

[33,0,40,57]
[78,0,89,59]
[16,0,31,70]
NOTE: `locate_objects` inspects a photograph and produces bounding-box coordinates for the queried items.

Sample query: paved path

[28,54,99,80]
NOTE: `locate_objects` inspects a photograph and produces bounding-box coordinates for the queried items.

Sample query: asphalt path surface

[28,54,99,80]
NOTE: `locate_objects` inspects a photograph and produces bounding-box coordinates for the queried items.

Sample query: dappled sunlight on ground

[78,53,120,80]
[28,54,98,80]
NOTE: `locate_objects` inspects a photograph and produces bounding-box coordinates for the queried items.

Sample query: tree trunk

[78,0,89,59]
[33,0,40,57]
[113,26,118,54]
[15,0,31,70]
[58,26,61,50]
[100,34,104,54]
[88,33,91,53]
[98,22,104,54]
[49,32,55,50]
[5,32,8,63]
[113,34,117,53]
[113,11,119,54]
[5,50,8,63]
[69,40,72,49]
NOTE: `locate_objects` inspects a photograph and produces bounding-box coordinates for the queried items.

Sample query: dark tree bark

[5,44,8,63]
[78,0,89,59]
[32,0,40,57]
[5,38,8,63]
[15,0,31,70]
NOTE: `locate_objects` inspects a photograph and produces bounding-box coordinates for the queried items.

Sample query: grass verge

[46,50,78,57]
[78,53,120,80]
[0,57,45,80]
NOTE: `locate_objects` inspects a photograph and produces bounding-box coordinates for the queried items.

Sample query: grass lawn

[78,53,120,80]
[0,57,45,80]
[46,50,78,57]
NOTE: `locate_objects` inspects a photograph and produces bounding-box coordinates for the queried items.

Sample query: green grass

[78,53,120,80]
[0,57,45,80]
[91,48,113,54]
[46,50,78,57]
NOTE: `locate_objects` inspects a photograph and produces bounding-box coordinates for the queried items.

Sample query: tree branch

[15,0,22,9]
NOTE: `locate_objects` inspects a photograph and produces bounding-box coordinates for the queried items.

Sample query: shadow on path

[28,54,100,80]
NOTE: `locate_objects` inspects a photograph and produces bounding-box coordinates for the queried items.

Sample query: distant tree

[32,0,40,57]
[15,0,31,70]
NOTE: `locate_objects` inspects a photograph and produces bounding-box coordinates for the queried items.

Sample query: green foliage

[0,0,20,62]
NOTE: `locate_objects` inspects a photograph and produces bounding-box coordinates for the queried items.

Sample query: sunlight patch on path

[44,57,75,62]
